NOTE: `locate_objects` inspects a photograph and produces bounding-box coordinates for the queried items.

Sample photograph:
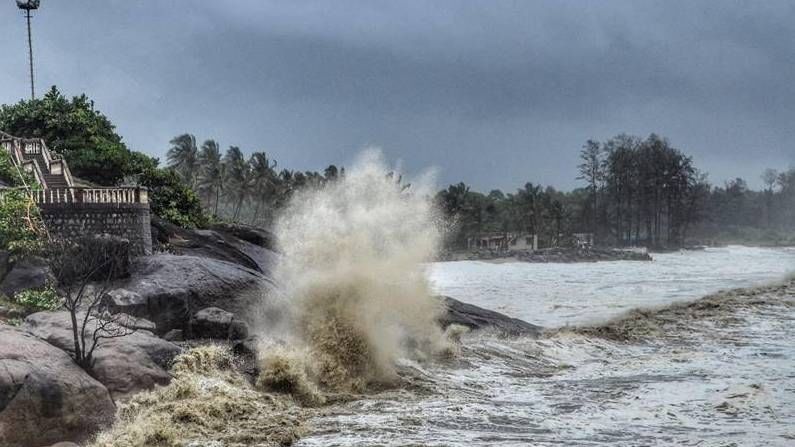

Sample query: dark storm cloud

[1,0,793,190]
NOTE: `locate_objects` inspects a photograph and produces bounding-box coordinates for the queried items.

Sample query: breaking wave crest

[562,281,795,341]
[258,150,451,393]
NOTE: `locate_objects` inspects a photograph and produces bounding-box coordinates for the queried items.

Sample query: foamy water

[297,246,795,446]
[429,246,795,327]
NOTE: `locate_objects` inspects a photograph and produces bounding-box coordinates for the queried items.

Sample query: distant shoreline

[438,247,653,264]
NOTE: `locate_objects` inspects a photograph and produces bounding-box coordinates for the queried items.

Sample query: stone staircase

[1,131,73,189]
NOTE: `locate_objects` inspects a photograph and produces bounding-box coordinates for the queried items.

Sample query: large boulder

[189,307,249,340]
[0,257,49,298]
[105,254,273,334]
[438,296,542,336]
[22,312,181,399]
[210,222,275,250]
[0,324,115,447]
[150,217,277,274]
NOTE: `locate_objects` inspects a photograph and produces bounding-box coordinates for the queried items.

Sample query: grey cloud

[0,0,793,191]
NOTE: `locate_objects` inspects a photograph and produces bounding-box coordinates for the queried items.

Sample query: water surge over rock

[258,150,450,393]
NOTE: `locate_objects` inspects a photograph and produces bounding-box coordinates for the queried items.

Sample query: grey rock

[105,254,273,334]
[150,217,277,274]
[0,324,115,447]
[163,329,184,342]
[190,307,249,340]
[22,311,181,399]
[439,296,542,336]
[114,313,157,332]
[0,257,50,298]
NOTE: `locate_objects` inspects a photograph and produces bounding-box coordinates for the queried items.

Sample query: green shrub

[0,150,38,188]
[13,286,60,312]
[0,189,44,255]
[139,168,208,228]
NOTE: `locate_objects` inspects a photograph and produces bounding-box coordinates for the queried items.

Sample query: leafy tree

[138,167,207,229]
[0,86,135,185]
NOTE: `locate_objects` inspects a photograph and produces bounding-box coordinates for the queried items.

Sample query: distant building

[572,232,594,248]
[466,232,538,251]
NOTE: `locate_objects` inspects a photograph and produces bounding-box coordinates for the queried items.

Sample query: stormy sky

[1,1,793,191]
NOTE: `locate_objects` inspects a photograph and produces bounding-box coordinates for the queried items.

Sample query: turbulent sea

[296,246,795,446]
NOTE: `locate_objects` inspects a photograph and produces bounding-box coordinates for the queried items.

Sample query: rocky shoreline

[0,222,541,447]
[440,246,653,263]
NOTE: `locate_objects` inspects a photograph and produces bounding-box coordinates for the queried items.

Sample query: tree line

[438,134,795,249]
[166,133,344,227]
[2,88,792,247]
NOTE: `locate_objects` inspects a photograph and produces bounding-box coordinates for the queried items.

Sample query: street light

[16,0,41,100]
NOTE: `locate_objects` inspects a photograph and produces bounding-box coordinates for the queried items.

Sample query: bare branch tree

[47,236,136,370]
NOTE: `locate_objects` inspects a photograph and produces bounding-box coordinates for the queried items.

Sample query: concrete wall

[39,202,152,256]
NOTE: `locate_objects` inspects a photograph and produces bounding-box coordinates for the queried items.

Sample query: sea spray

[90,346,307,447]
[259,149,450,392]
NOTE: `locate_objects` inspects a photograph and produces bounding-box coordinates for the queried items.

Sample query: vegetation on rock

[11,286,60,312]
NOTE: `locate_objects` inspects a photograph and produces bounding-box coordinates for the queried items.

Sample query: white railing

[22,140,42,155]
[0,187,149,205]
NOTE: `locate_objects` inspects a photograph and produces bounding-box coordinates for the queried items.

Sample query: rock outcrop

[22,312,180,399]
[0,257,50,298]
[439,296,542,336]
[105,254,273,335]
[150,217,277,274]
[0,324,115,447]
[189,307,249,340]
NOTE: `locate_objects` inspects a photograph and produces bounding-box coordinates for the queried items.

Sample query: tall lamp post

[16,0,41,100]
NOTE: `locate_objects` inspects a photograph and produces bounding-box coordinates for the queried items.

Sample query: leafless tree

[47,236,136,370]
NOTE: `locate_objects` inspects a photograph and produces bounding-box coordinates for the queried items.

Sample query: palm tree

[197,139,224,215]
[223,146,250,221]
[167,134,199,188]
[517,182,542,235]
[248,151,277,225]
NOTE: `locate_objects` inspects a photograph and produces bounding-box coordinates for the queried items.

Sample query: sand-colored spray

[90,346,307,447]
[259,150,451,393]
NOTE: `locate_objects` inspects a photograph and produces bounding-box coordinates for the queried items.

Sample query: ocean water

[297,246,795,446]
[428,245,795,328]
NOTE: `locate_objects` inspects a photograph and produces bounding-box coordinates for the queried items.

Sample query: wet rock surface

[189,306,249,340]
[0,324,115,447]
[105,254,273,335]
[151,217,277,274]
[439,295,542,336]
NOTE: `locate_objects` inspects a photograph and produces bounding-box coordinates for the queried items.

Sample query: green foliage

[12,286,60,312]
[138,167,208,228]
[0,88,208,229]
[0,150,37,187]
[0,189,44,255]
[0,86,135,185]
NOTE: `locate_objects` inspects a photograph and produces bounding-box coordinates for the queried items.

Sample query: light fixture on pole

[16,0,41,100]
